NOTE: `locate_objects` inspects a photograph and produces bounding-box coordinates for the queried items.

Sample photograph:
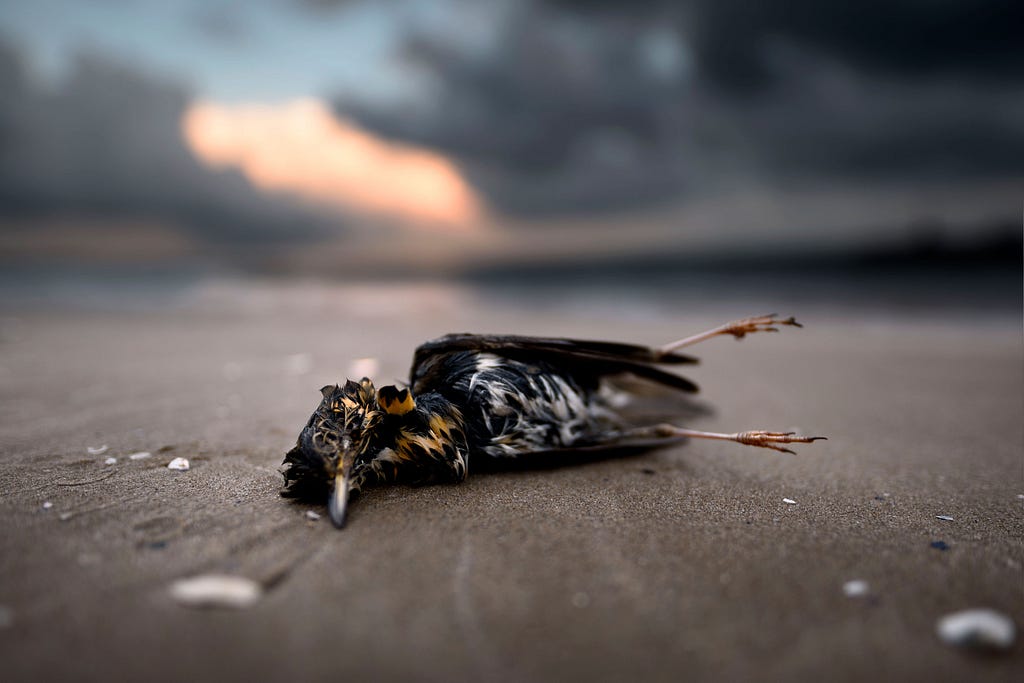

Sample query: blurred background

[0,0,1020,314]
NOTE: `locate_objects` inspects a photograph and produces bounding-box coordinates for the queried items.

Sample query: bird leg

[623,424,826,455]
[657,314,802,356]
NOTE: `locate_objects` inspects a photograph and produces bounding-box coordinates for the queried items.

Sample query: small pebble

[936,515,954,521]
[305,510,321,521]
[843,580,870,598]
[937,608,1016,651]
[783,498,797,505]
[931,541,950,551]
[128,451,151,461]
[42,501,53,510]
[167,457,190,471]
[104,457,117,465]
[87,445,108,455]
[169,574,262,609]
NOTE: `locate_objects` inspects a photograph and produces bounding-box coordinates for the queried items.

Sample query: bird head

[281,378,381,527]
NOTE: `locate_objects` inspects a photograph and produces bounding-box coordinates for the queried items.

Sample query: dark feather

[411,333,699,395]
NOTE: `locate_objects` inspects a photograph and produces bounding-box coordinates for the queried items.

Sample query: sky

[0,0,1021,273]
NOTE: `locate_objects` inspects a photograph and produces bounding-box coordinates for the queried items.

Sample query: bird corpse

[280,315,825,527]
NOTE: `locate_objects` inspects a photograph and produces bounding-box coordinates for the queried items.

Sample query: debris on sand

[783,498,797,505]
[167,457,190,471]
[42,501,53,510]
[930,541,950,551]
[937,609,1016,652]
[843,580,870,598]
[169,575,262,609]
[87,445,109,455]
[935,515,954,521]
[128,452,151,461]
[104,457,117,465]
[305,510,321,521]
[59,512,73,522]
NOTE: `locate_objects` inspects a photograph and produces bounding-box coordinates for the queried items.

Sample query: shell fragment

[937,609,1016,651]
[169,574,262,609]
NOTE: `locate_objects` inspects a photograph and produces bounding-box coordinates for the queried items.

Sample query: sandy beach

[1,280,1021,682]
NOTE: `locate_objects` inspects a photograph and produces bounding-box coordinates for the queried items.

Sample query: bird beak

[328,449,355,528]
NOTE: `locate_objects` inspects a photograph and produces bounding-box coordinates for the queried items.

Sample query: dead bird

[281,314,825,527]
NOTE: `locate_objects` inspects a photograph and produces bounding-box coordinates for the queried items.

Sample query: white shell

[937,609,1016,650]
[167,457,190,471]
[305,510,321,521]
[87,445,108,455]
[935,515,954,521]
[843,580,869,597]
[104,457,117,465]
[128,451,152,460]
[169,575,262,609]
[782,498,797,505]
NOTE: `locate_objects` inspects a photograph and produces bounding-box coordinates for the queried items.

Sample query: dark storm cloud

[332,0,1024,217]
[553,0,1024,88]
[0,38,331,244]
[335,6,696,215]
[679,0,1024,91]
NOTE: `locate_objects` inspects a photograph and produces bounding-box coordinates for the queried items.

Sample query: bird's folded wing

[410,333,699,394]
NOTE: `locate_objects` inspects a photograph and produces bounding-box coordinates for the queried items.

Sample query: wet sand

[1,282,1021,682]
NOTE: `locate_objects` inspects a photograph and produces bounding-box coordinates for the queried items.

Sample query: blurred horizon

[0,1,1021,296]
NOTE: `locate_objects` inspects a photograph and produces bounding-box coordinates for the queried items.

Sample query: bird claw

[736,430,827,454]
[726,315,801,340]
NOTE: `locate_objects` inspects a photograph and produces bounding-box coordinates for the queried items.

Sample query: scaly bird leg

[624,424,826,455]
[657,314,802,356]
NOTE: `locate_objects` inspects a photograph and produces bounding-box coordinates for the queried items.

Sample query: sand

[1,282,1021,682]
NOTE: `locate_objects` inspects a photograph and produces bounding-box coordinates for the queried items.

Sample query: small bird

[281,314,825,527]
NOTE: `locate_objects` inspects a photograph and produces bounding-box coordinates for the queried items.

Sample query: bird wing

[410,333,699,395]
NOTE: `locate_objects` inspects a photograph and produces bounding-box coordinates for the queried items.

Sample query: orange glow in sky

[182,98,484,230]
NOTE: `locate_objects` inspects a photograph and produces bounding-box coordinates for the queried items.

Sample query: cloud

[0,37,333,245]
[182,98,484,230]
[331,0,1024,218]
[672,0,1024,91]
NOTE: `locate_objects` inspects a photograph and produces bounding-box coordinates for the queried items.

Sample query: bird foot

[734,430,826,454]
[635,425,826,454]
[721,314,802,340]
[659,314,802,354]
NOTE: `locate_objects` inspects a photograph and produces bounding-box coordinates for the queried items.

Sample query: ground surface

[1,281,1021,682]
